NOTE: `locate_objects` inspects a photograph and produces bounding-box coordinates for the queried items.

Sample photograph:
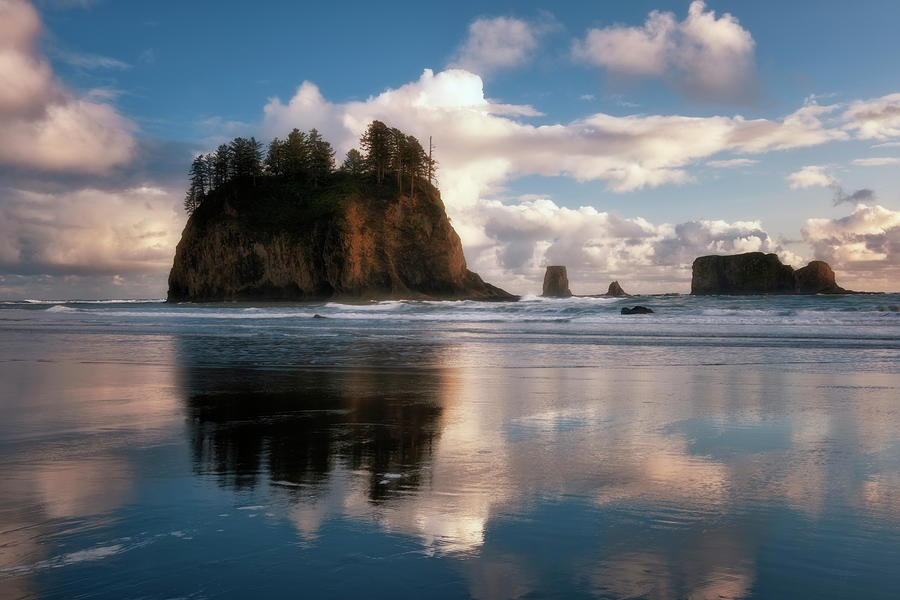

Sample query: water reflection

[175,335,900,598]
[185,367,444,502]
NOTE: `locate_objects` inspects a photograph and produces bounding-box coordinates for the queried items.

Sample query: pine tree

[184,155,208,213]
[212,144,232,188]
[306,128,334,187]
[264,137,285,175]
[341,148,365,175]
[279,128,305,180]
[360,120,391,183]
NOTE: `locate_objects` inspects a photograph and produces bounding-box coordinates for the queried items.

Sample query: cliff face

[794,260,845,294]
[691,252,847,295]
[168,181,516,302]
[542,266,572,297]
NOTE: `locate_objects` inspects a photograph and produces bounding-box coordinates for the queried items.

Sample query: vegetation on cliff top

[183,121,438,220]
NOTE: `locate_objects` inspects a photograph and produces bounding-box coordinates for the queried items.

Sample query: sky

[1,0,899,298]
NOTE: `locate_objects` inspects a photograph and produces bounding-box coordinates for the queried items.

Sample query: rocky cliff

[691,252,847,295]
[542,266,572,297]
[168,178,516,302]
[606,281,628,296]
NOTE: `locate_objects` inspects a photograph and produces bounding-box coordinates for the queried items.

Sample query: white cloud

[843,93,900,140]
[851,157,900,167]
[464,197,801,294]
[803,204,900,290]
[0,185,184,276]
[54,49,131,70]
[706,158,758,168]
[786,165,836,189]
[572,1,757,102]
[264,69,847,203]
[0,0,135,174]
[257,68,894,292]
[451,16,546,74]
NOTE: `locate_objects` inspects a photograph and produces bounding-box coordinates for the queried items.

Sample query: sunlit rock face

[167,181,515,302]
[691,252,849,295]
[542,266,572,297]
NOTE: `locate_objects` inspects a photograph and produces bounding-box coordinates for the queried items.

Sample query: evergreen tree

[184,155,208,214]
[403,135,427,197]
[283,128,308,180]
[306,128,334,187]
[341,148,365,175]
[230,137,263,181]
[360,120,391,183]
[212,144,232,188]
[264,137,285,175]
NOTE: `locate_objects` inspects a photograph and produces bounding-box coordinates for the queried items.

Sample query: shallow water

[1,294,899,598]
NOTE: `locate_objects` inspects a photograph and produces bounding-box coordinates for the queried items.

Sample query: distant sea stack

[691,252,848,295]
[167,180,516,302]
[606,281,628,296]
[542,266,572,297]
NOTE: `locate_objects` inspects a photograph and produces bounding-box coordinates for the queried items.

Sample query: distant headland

[167,122,516,302]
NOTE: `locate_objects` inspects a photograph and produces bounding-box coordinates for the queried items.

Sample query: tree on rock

[184,155,208,214]
[306,128,334,187]
[341,148,365,175]
[360,120,392,183]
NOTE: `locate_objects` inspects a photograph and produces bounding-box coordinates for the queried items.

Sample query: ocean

[1,293,899,598]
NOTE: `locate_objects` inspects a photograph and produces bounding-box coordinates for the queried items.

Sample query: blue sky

[1,0,899,297]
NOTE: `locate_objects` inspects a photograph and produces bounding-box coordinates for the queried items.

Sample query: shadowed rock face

[795,261,845,294]
[691,252,848,295]
[168,181,516,302]
[607,281,628,296]
[542,266,572,297]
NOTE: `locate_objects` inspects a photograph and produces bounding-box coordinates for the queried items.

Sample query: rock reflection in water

[184,366,444,503]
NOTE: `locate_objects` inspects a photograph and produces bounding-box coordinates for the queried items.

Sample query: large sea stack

[691,252,847,295]
[542,266,572,297]
[606,281,628,296]
[168,179,516,302]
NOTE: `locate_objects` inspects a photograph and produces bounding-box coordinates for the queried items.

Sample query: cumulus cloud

[843,93,900,140]
[0,0,135,173]
[256,68,900,292]
[451,16,551,74]
[264,69,846,202]
[786,165,836,189]
[803,204,900,290]
[468,197,800,293]
[0,184,184,277]
[851,157,900,166]
[572,1,758,103]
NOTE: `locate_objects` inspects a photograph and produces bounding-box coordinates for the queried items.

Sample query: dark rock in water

[794,261,845,294]
[542,266,572,297]
[621,306,654,315]
[167,180,516,302]
[691,253,795,295]
[606,281,628,296]
[888,305,899,312]
[313,314,327,319]
[691,252,850,295]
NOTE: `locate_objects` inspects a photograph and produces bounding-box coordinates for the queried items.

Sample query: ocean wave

[46,305,78,313]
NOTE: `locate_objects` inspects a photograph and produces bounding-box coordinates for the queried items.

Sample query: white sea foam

[46,305,77,313]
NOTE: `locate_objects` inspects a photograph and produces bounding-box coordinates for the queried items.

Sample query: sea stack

[168,181,516,302]
[794,261,845,294]
[542,266,572,297]
[606,281,628,296]
[691,252,848,295]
